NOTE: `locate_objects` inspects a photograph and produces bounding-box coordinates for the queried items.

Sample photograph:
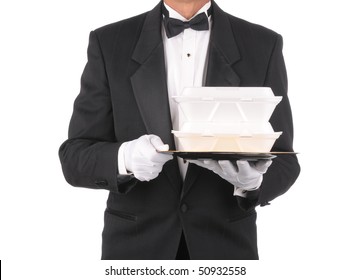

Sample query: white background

[1,0,349,279]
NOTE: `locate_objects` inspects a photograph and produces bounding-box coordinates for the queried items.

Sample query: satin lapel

[131,3,182,193]
[206,1,241,87]
[183,1,241,195]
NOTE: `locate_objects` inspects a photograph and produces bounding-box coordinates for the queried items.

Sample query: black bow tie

[162,4,212,38]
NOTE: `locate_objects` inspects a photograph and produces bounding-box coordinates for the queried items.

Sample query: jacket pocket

[105,207,137,222]
[227,210,256,223]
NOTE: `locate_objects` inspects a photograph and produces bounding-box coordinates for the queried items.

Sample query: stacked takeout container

[171,87,282,152]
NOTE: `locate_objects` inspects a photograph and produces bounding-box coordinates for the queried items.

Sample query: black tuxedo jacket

[59,1,300,259]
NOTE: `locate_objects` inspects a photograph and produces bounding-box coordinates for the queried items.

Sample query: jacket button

[181,204,188,213]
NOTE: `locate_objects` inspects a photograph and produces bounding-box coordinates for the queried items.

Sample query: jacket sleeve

[58,31,137,194]
[238,34,301,210]
[259,34,300,206]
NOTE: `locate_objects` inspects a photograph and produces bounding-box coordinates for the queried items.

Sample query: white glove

[123,135,173,181]
[189,159,272,191]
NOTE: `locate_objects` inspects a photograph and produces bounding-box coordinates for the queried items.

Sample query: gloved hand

[189,159,272,191]
[123,134,173,181]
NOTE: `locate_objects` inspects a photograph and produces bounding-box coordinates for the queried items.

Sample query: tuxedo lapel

[131,3,173,148]
[131,3,182,193]
[183,1,241,195]
[206,1,241,87]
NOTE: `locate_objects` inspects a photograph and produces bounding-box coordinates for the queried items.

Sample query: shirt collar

[163,1,212,21]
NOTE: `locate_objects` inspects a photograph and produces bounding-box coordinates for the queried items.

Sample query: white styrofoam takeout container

[172,131,282,152]
[180,121,274,135]
[182,87,275,98]
[172,87,282,123]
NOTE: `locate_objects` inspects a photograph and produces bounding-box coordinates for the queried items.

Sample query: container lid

[172,130,283,138]
[172,87,283,123]
[172,95,282,103]
[181,87,276,98]
[173,98,282,123]
[180,121,274,135]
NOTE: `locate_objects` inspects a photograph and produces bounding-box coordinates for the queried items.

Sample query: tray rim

[158,151,298,160]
